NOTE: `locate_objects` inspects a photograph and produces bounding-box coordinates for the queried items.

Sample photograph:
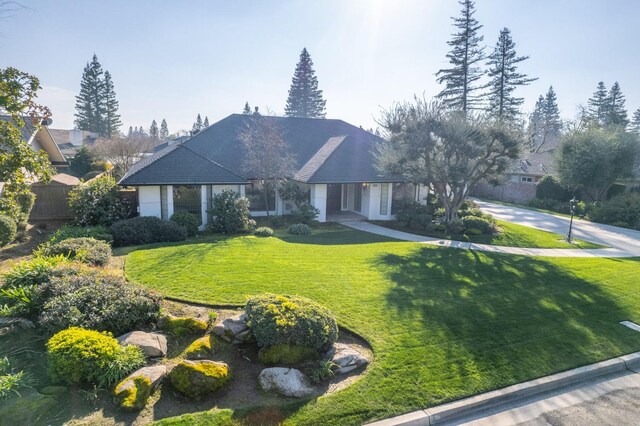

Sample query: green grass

[371,219,605,249]
[125,227,640,425]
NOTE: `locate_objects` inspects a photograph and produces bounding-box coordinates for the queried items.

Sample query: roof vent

[191,129,200,136]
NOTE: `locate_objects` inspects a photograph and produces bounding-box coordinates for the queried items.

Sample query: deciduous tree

[91,135,153,179]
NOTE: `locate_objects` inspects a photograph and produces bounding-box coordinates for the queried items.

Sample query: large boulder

[114,365,168,411]
[117,331,168,358]
[325,343,369,374]
[258,367,314,398]
[158,314,208,336]
[169,360,230,399]
[211,314,251,344]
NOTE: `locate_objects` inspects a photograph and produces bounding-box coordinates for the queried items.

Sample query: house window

[341,184,348,210]
[160,185,168,220]
[354,183,363,212]
[521,176,534,183]
[173,185,202,225]
[246,181,275,211]
[380,183,389,215]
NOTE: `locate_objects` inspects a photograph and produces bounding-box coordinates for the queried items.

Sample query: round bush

[0,214,17,246]
[462,217,495,235]
[245,294,338,352]
[170,212,199,237]
[40,237,111,266]
[47,327,145,386]
[287,223,312,235]
[254,227,274,237]
[110,216,187,247]
[68,175,130,226]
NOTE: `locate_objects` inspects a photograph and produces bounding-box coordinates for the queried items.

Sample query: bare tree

[91,134,153,179]
[238,117,296,216]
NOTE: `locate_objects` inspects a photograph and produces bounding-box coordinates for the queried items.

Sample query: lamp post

[567,197,577,243]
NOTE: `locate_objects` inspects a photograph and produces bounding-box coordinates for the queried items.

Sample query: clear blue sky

[1,0,639,133]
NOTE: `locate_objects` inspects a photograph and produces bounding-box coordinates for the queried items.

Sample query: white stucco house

[119,114,423,225]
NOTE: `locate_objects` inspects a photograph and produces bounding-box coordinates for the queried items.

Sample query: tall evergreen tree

[203,116,209,127]
[485,28,536,121]
[103,71,121,138]
[160,119,169,140]
[284,48,327,118]
[436,0,486,115]
[243,102,251,114]
[586,81,608,126]
[193,114,203,132]
[630,108,640,135]
[528,87,562,153]
[128,126,133,137]
[604,82,628,126]
[74,54,106,134]
[149,119,159,140]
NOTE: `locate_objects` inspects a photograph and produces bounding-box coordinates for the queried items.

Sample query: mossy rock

[169,360,230,399]
[185,334,216,360]
[258,344,319,366]
[114,375,152,411]
[158,314,208,336]
[0,391,59,425]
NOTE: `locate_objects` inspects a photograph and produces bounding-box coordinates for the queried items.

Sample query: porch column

[310,184,327,222]
[200,185,208,227]
[167,185,174,218]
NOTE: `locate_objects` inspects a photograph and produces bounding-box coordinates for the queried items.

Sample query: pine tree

[604,82,628,126]
[586,81,608,126]
[74,54,106,134]
[149,119,159,140]
[128,126,133,137]
[193,114,203,132]
[243,102,251,114]
[485,28,536,121]
[630,108,640,135]
[103,71,121,138]
[436,0,486,115]
[160,119,169,140]
[284,48,327,118]
[203,116,209,127]
[528,88,561,153]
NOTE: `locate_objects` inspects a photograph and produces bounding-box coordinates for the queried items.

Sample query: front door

[326,184,342,213]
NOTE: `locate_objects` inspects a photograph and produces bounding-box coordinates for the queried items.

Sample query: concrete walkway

[338,201,640,258]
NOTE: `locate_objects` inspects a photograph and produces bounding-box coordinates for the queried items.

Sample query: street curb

[366,351,640,426]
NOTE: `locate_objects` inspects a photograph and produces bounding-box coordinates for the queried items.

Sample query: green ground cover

[125,226,640,425]
[371,219,604,249]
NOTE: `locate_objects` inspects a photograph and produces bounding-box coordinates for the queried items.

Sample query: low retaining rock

[212,314,251,344]
[326,343,368,374]
[114,365,167,411]
[258,367,314,398]
[117,331,168,358]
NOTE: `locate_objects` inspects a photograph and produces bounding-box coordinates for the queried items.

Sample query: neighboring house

[119,114,420,225]
[0,115,68,173]
[49,128,99,158]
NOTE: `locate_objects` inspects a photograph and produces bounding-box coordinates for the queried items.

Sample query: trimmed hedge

[245,294,338,352]
[0,215,17,246]
[254,227,274,237]
[535,176,571,201]
[287,223,312,235]
[47,327,145,386]
[110,216,187,247]
[588,193,640,230]
[462,217,495,235]
[170,212,199,237]
[39,237,111,266]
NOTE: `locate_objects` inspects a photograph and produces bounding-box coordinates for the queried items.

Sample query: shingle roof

[508,151,556,176]
[119,114,401,186]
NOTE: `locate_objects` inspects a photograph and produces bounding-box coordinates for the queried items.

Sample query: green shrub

[69,175,130,226]
[47,225,113,245]
[258,344,319,366]
[536,176,571,201]
[37,273,162,335]
[2,256,68,288]
[269,215,287,229]
[0,188,36,230]
[0,285,38,317]
[110,216,187,247]
[446,218,465,235]
[254,227,274,237]
[0,357,30,400]
[287,223,311,235]
[38,237,111,266]
[291,202,320,224]
[588,193,640,230]
[46,327,145,387]
[462,217,496,235]
[246,294,338,352]
[459,208,484,218]
[527,198,571,214]
[396,202,433,230]
[170,212,199,237]
[207,189,255,234]
[303,360,338,384]
[0,215,17,246]
[465,228,483,236]
[158,314,208,336]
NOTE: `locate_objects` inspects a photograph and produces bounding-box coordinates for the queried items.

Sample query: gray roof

[508,151,556,176]
[120,114,401,186]
[0,115,37,141]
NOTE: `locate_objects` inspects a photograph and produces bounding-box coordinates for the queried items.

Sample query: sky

[1,0,639,134]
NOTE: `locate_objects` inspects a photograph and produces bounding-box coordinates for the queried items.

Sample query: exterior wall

[310,184,327,222]
[365,183,394,221]
[138,186,162,218]
[473,174,539,204]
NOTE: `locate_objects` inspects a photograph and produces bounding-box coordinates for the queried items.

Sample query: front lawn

[125,226,640,425]
[371,219,604,249]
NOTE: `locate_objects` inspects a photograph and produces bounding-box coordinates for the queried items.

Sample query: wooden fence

[30,185,75,220]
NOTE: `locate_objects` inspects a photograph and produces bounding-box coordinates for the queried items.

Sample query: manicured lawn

[125,226,640,425]
[371,219,604,249]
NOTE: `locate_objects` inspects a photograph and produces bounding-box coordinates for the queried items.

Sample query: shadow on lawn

[376,248,640,396]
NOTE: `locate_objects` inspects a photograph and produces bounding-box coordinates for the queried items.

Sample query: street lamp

[567,197,577,243]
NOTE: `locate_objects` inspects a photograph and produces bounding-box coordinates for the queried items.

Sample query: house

[49,128,99,159]
[119,114,420,225]
[0,115,68,172]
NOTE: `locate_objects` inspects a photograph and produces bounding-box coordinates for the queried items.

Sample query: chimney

[253,106,260,115]
[69,129,84,146]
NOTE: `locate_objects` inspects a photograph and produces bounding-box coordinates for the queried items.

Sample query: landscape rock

[212,313,251,344]
[169,360,230,399]
[325,343,368,374]
[158,314,208,336]
[258,367,314,398]
[114,365,168,411]
[117,331,168,357]
[184,334,216,360]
